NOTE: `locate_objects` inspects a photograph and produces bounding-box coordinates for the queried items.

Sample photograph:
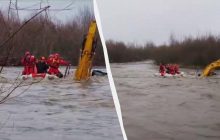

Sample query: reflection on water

[0,67,123,140]
[112,61,220,140]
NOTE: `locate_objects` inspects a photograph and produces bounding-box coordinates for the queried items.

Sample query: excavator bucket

[74,21,97,81]
[201,59,220,77]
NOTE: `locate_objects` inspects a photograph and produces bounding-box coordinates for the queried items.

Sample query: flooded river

[0,67,123,140]
[111,61,220,140]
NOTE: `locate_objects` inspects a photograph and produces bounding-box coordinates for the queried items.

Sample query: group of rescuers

[21,51,70,78]
[159,63,180,76]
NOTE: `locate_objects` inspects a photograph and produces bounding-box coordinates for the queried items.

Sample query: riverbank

[107,35,220,67]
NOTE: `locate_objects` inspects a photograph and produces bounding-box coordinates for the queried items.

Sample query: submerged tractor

[201,59,220,77]
[74,21,98,81]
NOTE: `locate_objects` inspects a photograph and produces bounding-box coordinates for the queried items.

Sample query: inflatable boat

[20,73,58,80]
[154,72,185,78]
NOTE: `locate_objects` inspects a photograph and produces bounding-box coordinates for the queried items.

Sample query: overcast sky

[96,0,220,45]
[0,0,92,23]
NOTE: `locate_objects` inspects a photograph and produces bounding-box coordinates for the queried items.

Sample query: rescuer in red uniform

[169,64,175,75]
[29,55,37,74]
[21,51,31,75]
[159,63,166,76]
[47,53,69,78]
[21,52,37,75]
[174,64,180,74]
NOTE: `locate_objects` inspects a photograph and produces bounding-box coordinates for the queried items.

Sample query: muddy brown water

[111,61,220,140]
[0,67,123,140]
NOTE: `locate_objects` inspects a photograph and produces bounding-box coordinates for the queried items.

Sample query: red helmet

[25,51,30,55]
[30,55,35,61]
[41,56,46,60]
[54,53,60,59]
[54,53,60,57]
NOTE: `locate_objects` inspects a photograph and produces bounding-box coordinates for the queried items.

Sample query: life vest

[21,54,31,66]
[169,65,175,75]
[50,58,60,68]
[174,65,180,74]
[21,55,37,75]
[159,65,165,72]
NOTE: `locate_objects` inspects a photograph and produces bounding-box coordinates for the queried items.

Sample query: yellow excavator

[201,59,220,77]
[74,21,97,81]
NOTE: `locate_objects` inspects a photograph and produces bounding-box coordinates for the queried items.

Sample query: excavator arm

[201,59,220,77]
[74,21,97,81]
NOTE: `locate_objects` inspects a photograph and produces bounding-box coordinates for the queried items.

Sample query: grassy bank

[106,35,220,67]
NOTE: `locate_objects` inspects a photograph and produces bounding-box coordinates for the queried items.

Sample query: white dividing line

[93,1,128,140]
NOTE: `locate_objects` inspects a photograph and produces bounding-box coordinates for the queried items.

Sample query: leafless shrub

[106,35,220,67]
[0,7,104,66]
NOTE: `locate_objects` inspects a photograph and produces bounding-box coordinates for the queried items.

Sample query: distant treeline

[106,35,220,67]
[0,8,105,66]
